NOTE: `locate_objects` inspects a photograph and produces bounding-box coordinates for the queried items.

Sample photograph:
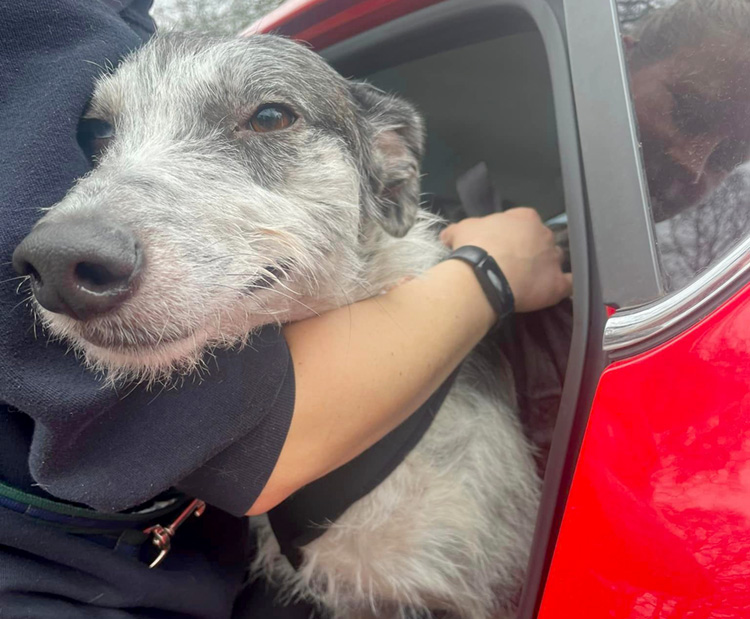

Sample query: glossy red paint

[247,0,444,49]
[539,282,750,618]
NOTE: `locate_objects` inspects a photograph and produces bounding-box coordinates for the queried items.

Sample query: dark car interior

[328,11,571,468]
[366,32,564,224]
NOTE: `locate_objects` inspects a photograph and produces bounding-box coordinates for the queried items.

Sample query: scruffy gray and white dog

[13,35,540,619]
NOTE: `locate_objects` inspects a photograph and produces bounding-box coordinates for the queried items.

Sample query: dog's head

[12,34,426,383]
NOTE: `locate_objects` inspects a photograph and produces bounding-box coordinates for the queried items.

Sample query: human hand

[440,208,573,313]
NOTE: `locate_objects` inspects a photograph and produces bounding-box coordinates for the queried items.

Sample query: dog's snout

[12,219,141,321]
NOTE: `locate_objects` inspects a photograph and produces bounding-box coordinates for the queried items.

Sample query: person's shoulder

[112,0,157,42]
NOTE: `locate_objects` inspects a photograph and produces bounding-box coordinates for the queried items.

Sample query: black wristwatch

[444,245,515,321]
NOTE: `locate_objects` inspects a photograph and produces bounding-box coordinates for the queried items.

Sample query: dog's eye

[78,118,115,162]
[248,104,297,133]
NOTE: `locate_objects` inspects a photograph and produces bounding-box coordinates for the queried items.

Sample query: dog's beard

[31,289,304,387]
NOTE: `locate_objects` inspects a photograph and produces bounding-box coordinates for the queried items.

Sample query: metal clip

[144,498,206,569]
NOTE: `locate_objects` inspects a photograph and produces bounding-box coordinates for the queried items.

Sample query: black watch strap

[444,245,515,321]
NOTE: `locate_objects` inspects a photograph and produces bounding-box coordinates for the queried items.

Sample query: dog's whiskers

[0,274,30,286]
[10,293,35,314]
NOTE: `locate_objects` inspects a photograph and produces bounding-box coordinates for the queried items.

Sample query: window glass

[364,33,564,224]
[617,0,750,291]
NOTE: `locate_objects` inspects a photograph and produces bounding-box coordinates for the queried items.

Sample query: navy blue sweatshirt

[0,2,301,616]
[0,0,295,518]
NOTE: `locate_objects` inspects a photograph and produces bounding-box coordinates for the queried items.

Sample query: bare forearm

[247,259,494,514]
[248,209,572,515]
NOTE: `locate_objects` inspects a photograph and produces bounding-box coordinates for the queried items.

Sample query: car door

[538,1,750,616]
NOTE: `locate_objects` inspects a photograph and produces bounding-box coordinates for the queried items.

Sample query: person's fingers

[507,206,541,222]
[560,272,574,298]
[439,225,453,245]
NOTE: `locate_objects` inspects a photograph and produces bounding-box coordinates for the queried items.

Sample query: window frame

[563,0,664,309]
[604,234,750,357]
[581,0,750,356]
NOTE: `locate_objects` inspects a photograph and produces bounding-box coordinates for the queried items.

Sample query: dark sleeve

[0,0,295,516]
[24,328,296,516]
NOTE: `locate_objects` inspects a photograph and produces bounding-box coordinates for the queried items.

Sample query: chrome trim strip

[604,235,750,352]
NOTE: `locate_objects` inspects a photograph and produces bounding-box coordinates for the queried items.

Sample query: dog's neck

[356,213,447,297]
[282,212,445,327]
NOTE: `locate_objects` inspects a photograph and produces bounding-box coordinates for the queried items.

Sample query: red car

[247,1,750,617]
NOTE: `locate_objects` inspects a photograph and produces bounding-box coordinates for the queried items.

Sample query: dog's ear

[350,82,425,237]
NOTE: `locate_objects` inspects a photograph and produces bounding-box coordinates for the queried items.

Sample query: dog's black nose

[12,219,141,321]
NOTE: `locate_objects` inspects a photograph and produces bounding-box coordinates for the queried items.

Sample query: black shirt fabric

[268,369,458,567]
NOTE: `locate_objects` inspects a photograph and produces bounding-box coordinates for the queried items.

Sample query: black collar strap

[0,481,194,566]
[0,480,186,529]
[268,368,460,569]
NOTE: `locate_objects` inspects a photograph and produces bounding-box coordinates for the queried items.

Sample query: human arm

[248,208,571,514]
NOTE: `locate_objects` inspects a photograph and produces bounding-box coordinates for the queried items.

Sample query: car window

[617,0,750,292]
[363,32,564,225]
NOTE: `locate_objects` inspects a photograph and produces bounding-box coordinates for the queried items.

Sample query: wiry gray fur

[22,34,540,618]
